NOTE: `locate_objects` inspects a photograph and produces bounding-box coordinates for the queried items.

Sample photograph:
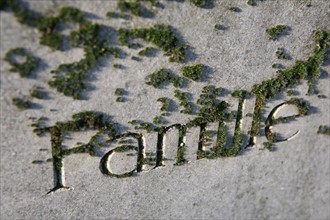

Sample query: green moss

[115,88,124,96]
[118,0,143,17]
[115,88,126,102]
[49,24,119,99]
[146,68,183,88]
[317,125,330,136]
[12,97,32,110]
[118,24,186,62]
[153,116,165,124]
[317,94,327,99]
[157,97,170,112]
[29,86,47,99]
[247,0,256,6]
[31,117,50,136]
[181,64,202,81]
[276,47,290,60]
[4,48,38,78]
[272,63,279,69]
[131,56,141,61]
[58,6,84,23]
[35,6,85,50]
[32,160,44,164]
[189,0,211,8]
[214,24,225,30]
[174,90,193,114]
[229,6,241,12]
[113,64,123,69]
[286,90,294,96]
[266,25,287,40]
[146,68,172,88]
[138,47,154,56]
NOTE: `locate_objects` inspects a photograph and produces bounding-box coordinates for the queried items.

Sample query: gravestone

[0,0,329,219]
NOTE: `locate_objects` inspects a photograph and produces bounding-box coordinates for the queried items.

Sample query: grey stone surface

[0,0,329,219]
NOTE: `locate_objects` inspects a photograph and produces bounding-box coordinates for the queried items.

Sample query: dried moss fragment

[4,48,38,78]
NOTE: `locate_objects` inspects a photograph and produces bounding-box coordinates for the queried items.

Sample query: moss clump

[131,56,141,61]
[157,97,170,112]
[286,90,294,96]
[4,48,38,78]
[276,48,290,60]
[118,24,186,62]
[214,24,225,30]
[189,0,211,8]
[174,90,193,114]
[181,64,202,81]
[228,6,241,12]
[247,0,256,6]
[249,30,329,145]
[266,25,287,40]
[12,97,32,109]
[29,86,48,99]
[113,64,123,69]
[317,125,330,136]
[146,68,172,88]
[146,68,183,88]
[153,116,166,124]
[35,6,85,50]
[188,85,226,126]
[31,117,50,136]
[115,88,126,102]
[2,3,85,50]
[129,120,156,133]
[48,22,120,99]
[118,0,143,17]
[138,47,155,57]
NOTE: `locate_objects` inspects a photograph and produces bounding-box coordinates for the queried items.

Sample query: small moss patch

[266,25,288,40]
[118,24,186,62]
[4,48,38,78]
[181,64,202,81]
[12,97,32,110]
[317,125,330,136]
[276,47,290,60]
[146,68,183,88]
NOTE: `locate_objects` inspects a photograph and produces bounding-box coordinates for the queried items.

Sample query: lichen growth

[4,48,38,78]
